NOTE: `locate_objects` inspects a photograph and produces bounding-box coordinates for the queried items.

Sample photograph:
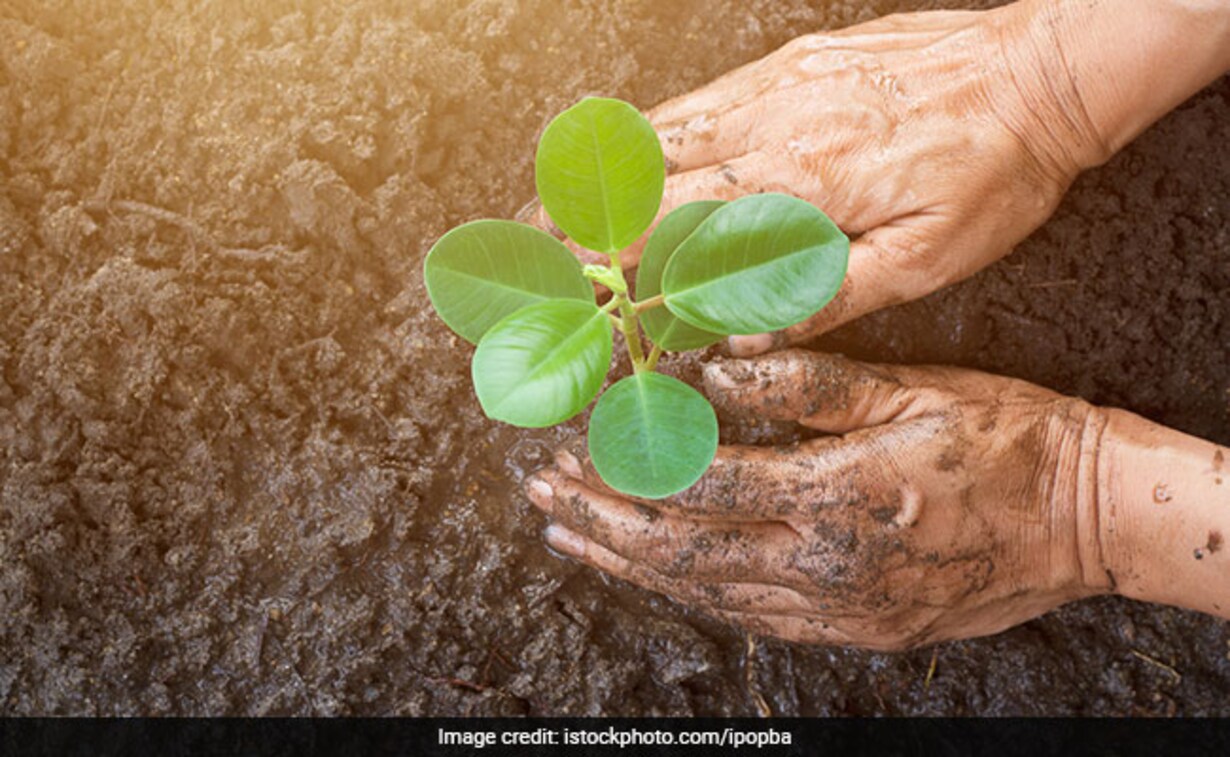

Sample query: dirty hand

[529,1,1230,355]
[525,350,1113,651]
[532,4,1099,352]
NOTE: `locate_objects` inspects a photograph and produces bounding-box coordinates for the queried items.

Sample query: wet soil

[1,0,1227,715]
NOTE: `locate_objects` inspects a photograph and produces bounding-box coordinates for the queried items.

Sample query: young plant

[425,97,849,498]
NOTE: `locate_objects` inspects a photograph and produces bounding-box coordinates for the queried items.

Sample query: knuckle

[778,32,825,57]
[647,535,689,575]
[555,489,603,536]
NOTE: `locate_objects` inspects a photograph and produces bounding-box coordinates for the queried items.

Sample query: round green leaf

[535,97,665,254]
[636,201,725,352]
[587,372,718,499]
[472,299,612,428]
[662,193,849,335]
[425,219,593,345]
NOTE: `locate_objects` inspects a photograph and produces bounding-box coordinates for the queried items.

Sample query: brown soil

[1,0,1227,715]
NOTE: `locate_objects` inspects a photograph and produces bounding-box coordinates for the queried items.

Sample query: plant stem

[633,293,665,313]
[605,252,649,372]
[617,298,646,370]
[644,343,663,372]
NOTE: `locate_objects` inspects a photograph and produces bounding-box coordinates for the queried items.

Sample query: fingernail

[545,524,586,557]
[555,450,583,479]
[727,333,774,357]
[525,476,553,506]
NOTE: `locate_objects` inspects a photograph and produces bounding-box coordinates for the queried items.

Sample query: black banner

[3,718,1229,756]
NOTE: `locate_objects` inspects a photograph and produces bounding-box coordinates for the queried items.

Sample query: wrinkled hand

[524,350,1112,651]
[530,6,1103,354]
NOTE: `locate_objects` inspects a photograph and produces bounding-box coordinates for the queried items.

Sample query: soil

[1,0,1227,716]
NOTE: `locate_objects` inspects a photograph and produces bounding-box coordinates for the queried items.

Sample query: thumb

[702,349,925,434]
[727,221,949,356]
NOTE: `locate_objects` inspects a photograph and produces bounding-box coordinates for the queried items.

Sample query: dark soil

[1,0,1227,715]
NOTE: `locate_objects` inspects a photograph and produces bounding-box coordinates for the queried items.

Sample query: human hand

[529,4,1109,354]
[524,350,1113,651]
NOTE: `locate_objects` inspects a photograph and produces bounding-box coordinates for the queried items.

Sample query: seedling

[425,97,849,498]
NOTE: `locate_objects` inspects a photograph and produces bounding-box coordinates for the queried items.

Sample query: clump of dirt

[1,0,1227,715]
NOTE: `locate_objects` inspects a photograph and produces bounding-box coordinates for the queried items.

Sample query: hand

[524,350,1112,651]
[531,4,1106,354]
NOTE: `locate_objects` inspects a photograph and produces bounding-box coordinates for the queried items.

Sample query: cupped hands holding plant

[428,98,851,499]
[528,350,1108,650]
[518,0,1230,649]
[526,349,1230,649]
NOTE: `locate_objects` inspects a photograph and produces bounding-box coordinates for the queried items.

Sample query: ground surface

[1,0,1227,715]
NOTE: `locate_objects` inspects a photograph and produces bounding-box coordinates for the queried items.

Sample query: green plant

[425,97,849,498]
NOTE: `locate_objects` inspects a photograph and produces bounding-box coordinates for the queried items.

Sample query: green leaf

[587,372,718,499]
[662,193,849,335]
[636,201,726,352]
[535,97,665,254]
[425,219,593,345]
[472,299,612,428]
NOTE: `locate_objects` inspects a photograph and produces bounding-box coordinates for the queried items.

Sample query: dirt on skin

[1,0,1227,716]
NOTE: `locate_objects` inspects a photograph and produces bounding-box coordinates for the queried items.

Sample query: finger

[653,102,756,176]
[647,86,736,134]
[549,524,865,646]
[543,524,817,617]
[553,437,880,543]
[528,469,795,584]
[548,443,846,521]
[554,441,636,501]
[704,349,1052,431]
[726,217,957,355]
[660,439,872,521]
[646,58,763,141]
[827,9,984,44]
[714,608,935,651]
[553,435,861,524]
[708,607,856,647]
[663,416,949,524]
[702,349,929,434]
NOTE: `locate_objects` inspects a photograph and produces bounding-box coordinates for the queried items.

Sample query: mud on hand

[525,349,1110,651]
